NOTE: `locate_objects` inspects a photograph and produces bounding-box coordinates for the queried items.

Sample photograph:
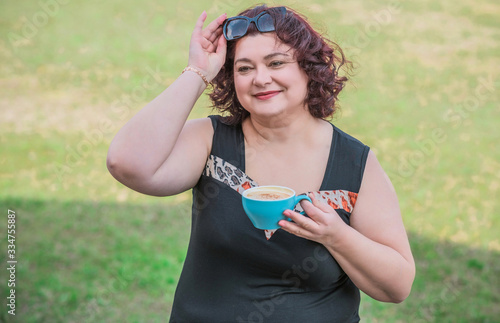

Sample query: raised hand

[188,11,227,82]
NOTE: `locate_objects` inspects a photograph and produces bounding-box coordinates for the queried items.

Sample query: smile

[254,91,281,100]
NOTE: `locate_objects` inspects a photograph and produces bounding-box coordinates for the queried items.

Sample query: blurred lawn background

[1,0,499,322]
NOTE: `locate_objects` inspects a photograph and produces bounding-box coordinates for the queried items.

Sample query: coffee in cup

[245,189,292,201]
[242,186,311,230]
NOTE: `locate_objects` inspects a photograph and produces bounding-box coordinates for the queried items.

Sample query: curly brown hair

[209,4,351,125]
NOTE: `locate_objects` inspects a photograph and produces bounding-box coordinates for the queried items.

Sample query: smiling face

[233,33,310,120]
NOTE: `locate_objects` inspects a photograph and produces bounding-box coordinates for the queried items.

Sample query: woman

[107,4,415,322]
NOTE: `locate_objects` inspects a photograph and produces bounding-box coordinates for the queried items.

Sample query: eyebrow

[234,52,291,65]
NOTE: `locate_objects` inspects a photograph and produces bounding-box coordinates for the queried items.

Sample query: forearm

[324,224,415,303]
[107,71,206,179]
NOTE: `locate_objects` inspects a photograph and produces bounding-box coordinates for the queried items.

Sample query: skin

[107,11,415,303]
[233,33,309,121]
[235,33,333,194]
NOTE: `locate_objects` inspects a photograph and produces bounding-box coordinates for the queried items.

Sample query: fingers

[215,31,227,57]
[202,13,226,42]
[281,209,319,234]
[280,193,344,243]
[205,26,223,44]
[193,11,208,35]
[202,13,227,38]
[193,12,225,39]
[188,11,227,80]
[283,194,332,228]
[193,12,226,53]
[307,192,334,213]
[298,194,325,221]
[199,37,215,51]
[198,33,225,55]
[279,212,316,240]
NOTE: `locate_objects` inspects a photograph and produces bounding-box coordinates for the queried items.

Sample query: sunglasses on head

[222,7,287,41]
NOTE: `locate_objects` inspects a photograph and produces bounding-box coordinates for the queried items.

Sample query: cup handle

[295,195,312,215]
[285,195,312,221]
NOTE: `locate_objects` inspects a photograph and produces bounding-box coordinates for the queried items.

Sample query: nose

[253,66,272,87]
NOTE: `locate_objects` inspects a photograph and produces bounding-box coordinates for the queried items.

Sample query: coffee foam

[244,186,293,200]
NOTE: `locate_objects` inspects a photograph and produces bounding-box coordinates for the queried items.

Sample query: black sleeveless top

[169,115,370,323]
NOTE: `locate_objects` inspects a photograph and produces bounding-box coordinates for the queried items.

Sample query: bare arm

[279,150,415,303]
[107,11,227,196]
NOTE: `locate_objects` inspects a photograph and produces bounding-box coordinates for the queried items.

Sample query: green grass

[1,197,191,323]
[1,0,500,322]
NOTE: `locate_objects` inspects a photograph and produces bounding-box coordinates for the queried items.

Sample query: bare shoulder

[358,150,398,206]
[351,150,412,257]
[182,117,214,142]
[352,150,399,226]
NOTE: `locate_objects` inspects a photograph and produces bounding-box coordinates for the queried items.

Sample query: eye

[270,61,285,68]
[237,65,253,73]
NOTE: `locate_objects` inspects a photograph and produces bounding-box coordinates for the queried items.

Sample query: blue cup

[242,185,312,230]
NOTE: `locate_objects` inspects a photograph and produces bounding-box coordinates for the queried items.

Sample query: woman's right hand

[188,11,227,82]
[108,12,224,197]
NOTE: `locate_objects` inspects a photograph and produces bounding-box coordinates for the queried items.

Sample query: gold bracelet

[182,66,209,86]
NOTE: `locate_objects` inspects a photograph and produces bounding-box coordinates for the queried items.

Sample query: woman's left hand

[279,193,347,246]
[279,152,415,303]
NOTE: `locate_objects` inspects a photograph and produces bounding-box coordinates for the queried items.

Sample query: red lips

[254,91,281,100]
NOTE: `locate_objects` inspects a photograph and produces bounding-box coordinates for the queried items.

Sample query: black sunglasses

[222,7,287,41]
